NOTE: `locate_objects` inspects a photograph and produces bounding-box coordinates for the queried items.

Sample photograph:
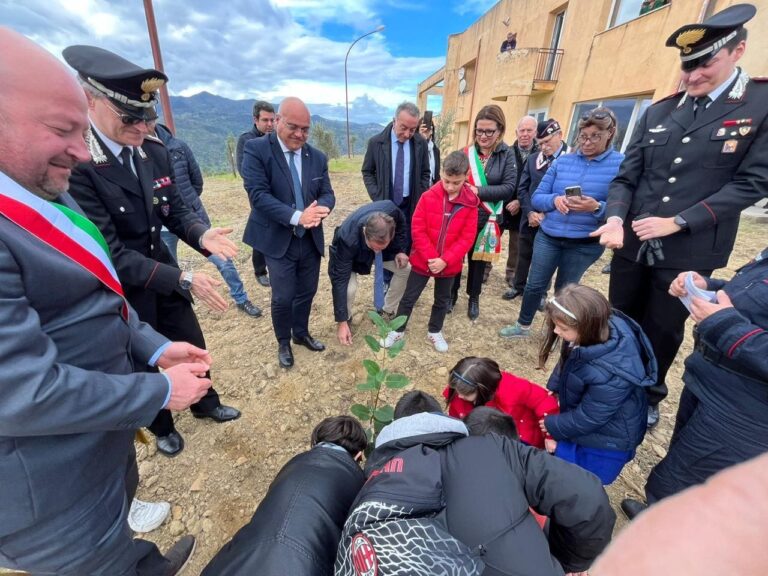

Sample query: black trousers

[512,223,539,293]
[252,249,267,276]
[645,387,765,503]
[148,291,220,437]
[608,254,712,406]
[397,271,455,333]
[264,234,321,343]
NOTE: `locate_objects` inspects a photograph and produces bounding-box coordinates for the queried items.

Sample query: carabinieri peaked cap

[665,3,756,72]
[62,45,167,121]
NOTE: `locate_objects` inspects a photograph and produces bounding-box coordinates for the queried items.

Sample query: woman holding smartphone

[500,107,624,339]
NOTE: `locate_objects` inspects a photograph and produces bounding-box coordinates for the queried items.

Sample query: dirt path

[128,163,761,575]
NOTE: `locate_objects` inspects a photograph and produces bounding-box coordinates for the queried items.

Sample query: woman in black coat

[452,104,517,320]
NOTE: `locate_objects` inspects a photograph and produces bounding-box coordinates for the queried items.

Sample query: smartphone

[564,185,582,198]
[422,111,433,128]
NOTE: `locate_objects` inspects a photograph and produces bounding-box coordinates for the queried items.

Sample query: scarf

[464,145,502,262]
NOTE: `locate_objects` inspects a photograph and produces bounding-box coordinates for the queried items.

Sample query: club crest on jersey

[351,533,378,576]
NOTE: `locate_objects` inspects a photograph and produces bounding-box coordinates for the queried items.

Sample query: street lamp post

[345,25,385,158]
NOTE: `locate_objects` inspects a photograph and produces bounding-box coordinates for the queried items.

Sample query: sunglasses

[581,110,615,124]
[105,99,157,126]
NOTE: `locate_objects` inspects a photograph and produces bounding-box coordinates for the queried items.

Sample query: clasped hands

[157,342,212,411]
[299,201,331,228]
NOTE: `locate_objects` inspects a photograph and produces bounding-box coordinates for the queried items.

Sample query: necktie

[393,141,404,206]
[288,151,305,237]
[120,147,136,178]
[693,96,711,119]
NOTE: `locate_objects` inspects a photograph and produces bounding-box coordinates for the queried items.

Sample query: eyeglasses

[104,99,156,126]
[284,122,310,135]
[577,132,607,144]
[475,128,498,137]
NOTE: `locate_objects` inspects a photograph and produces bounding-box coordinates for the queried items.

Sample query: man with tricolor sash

[0,28,206,575]
[63,45,242,458]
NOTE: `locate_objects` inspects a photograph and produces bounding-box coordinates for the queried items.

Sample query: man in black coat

[328,201,409,345]
[65,46,241,457]
[236,100,276,287]
[202,416,366,576]
[362,101,431,246]
[594,3,768,429]
[241,97,335,369]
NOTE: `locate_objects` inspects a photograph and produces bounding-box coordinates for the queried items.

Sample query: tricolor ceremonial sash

[464,145,502,262]
[0,172,129,320]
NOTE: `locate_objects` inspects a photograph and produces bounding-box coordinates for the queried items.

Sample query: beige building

[418,0,768,151]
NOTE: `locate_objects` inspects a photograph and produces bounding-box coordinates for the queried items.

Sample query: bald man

[241,97,335,369]
[0,28,203,575]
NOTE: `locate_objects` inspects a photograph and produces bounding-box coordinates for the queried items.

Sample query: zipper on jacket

[436,195,462,257]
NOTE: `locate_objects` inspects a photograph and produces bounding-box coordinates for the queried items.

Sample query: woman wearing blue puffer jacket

[500,107,624,339]
[538,284,657,484]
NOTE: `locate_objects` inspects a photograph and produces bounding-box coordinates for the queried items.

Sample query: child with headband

[443,356,559,449]
[538,284,657,484]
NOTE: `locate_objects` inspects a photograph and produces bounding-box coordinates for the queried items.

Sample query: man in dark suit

[64,46,241,457]
[593,3,768,430]
[362,101,431,247]
[236,100,276,287]
[242,97,335,369]
[328,201,409,346]
[0,28,207,575]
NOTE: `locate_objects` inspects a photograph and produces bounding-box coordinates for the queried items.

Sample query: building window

[567,95,653,152]
[528,109,548,123]
[609,0,669,28]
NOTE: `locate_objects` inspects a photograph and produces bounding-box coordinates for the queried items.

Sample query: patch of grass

[329,156,363,173]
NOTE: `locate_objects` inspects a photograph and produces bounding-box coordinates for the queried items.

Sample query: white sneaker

[128,498,171,533]
[380,330,404,348]
[427,331,449,352]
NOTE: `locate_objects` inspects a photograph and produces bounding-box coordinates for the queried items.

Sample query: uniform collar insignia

[137,146,148,160]
[677,93,689,109]
[86,129,109,165]
[726,69,750,101]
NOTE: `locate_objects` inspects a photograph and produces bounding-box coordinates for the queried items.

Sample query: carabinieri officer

[593,3,768,429]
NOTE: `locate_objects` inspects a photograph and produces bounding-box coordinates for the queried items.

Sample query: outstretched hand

[201,227,237,259]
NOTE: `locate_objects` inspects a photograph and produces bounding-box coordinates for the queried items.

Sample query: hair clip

[451,370,478,388]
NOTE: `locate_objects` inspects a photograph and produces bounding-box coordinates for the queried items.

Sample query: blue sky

[0,0,498,123]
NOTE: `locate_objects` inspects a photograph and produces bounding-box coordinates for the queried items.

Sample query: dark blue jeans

[517,231,604,326]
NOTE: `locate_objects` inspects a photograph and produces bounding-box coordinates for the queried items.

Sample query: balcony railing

[534,48,564,82]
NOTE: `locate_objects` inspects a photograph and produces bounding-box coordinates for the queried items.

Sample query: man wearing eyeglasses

[64,45,242,458]
[593,3,768,433]
[242,97,335,369]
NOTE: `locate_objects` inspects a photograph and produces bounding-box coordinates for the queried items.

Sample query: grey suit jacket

[0,190,169,543]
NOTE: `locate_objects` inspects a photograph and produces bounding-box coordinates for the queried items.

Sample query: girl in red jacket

[443,356,559,449]
[381,151,479,352]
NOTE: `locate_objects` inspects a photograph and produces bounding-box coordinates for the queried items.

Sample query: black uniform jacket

[69,130,208,321]
[607,71,768,270]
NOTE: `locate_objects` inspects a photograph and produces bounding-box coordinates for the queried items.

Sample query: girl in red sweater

[443,356,559,449]
[381,151,479,352]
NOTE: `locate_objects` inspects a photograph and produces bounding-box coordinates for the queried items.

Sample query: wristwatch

[673,215,689,230]
[179,271,193,290]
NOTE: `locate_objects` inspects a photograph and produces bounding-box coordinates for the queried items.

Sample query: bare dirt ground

[53,160,766,575]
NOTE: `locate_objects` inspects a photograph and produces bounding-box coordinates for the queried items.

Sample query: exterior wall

[422,0,768,151]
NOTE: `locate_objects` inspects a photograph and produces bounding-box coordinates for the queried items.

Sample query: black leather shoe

[256,274,270,287]
[292,335,326,352]
[156,431,184,457]
[468,298,480,321]
[164,534,196,576]
[278,343,294,368]
[237,300,262,317]
[502,288,520,301]
[621,498,648,520]
[191,405,241,423]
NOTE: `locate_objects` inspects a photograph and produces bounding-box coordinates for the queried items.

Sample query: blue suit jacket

[242,132,335,258]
